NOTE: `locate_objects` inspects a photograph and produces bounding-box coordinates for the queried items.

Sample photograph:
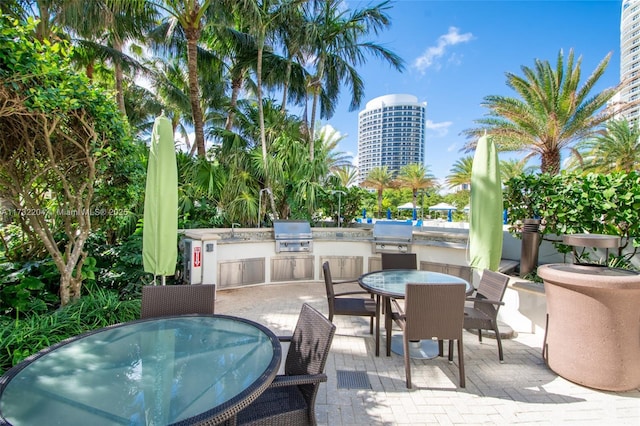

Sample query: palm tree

[149,0,226,157]
[500,158,537,181]
[333,166,358,187]
[446,156,473,190]
[361,166,395,217]
[575,118,640,173]
[462,49,621,175]
[302,0,404,157]
[12,0,157,116]
[231,0,305,217]
[397,163,435,211]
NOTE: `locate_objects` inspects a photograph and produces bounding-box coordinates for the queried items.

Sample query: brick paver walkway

[215,281,640,425]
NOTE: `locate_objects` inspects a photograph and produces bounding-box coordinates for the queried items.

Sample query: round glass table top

[0,315,280,426]
[359,269,471,298]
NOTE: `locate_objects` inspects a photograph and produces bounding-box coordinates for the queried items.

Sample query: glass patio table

[0,315,281,426]
[359,269,472,358]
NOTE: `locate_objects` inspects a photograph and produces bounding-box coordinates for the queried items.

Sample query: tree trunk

[281,59,292,112]
[186,31,206,157]
[256,43,278,219]
[309,85,320,161]
[225,75,242,131]
[541,147,561,175]
[113,40,126,115]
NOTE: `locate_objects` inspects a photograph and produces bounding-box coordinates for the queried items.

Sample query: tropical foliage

[504,172,640,265]
[396,163,435,210]
[0,15,140,305]
[361,166,396,217]
[573,118,640,173]
[463,49,621,175]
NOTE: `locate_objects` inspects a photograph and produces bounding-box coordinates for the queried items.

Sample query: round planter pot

[538,263,640,391]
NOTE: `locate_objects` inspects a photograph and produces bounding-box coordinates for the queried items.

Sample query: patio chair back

[236,303,336,425]
[473,269,509,319]
[464,269,510,361]
[322,262,375,333]
[400,283,466,388]
[140,284,215,318]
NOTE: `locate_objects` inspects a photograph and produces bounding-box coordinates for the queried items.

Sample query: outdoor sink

[223,237,250,242]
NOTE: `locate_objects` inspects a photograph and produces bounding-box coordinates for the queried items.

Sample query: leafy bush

[0,259,60,318]
[504,171,640,265]
[0,287,140,375]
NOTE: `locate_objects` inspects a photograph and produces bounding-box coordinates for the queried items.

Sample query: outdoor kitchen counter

[183,227,469,248]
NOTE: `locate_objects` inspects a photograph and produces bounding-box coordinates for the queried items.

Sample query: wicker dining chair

[463,269,511,362]
[236,303,336,426]
[140,284,216,318]
[381,252,417,270]
[322,261,376,334]
[391,283,466,389]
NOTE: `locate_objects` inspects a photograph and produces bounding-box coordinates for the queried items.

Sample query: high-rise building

[357,94,426,185]
[620,0,640,122]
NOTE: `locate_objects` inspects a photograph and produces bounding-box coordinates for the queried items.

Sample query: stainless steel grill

[273,220,313,253]
[372,221,413,254]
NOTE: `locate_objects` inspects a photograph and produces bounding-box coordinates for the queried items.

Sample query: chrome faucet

[231,223,241,238]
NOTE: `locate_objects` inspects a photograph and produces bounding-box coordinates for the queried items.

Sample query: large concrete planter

[538,263,640,391]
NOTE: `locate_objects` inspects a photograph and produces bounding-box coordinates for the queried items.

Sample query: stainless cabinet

[218,257,265,289]
[368,257,382,273]
[271,255,314,282]
[420,261,472,283]
[320,256,363,280]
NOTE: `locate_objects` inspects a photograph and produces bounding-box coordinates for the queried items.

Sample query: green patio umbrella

[469,134,503,271]
[143,115,178,285]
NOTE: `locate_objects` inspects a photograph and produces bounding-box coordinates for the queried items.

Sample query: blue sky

[320,0,623,185]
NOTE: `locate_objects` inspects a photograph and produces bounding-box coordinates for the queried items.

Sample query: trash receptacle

[520,218,541,277]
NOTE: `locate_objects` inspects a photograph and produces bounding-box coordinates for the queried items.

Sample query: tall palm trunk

[225,75,243,131]
[281,58,293,112]
[309,87,320,161]
[185,31,206,157]
[256,42,278,218]
[113,39,126,115]
[541,148,561,175]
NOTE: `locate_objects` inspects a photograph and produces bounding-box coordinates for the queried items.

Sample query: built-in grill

[273,220,313,253]
[372,221,413,254]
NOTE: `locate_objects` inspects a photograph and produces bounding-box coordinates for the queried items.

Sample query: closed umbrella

[143,115,178,285]
[469,134,503,271]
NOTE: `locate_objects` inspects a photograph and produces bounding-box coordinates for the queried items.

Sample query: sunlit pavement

[215,281,640,425]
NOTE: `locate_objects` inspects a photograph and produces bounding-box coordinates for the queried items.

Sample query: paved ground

[215,281,640,426]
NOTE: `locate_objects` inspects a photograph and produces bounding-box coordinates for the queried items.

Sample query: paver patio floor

[215,281,640,425]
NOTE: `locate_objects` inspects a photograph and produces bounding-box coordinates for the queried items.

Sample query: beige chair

[140,284,216,318]
[463,270,510,362]
[322,262,375,334]
[391,283,466,389]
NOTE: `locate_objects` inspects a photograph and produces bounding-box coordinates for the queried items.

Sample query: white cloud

[413,27,473,74]
[425,119,453,137]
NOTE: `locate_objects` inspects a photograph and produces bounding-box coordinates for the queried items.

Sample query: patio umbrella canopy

[143,115,178,283]
[469,135,503,271]
[397,202,415,210]
[428,202,457,211]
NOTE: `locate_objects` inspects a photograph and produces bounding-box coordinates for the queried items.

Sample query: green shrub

[0,287,140,375]
[505,171,640,266]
